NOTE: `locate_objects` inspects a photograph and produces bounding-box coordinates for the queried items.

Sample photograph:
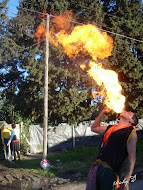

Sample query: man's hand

[91,107,111,135]
[102,107,111,114]
[7,142,10,146]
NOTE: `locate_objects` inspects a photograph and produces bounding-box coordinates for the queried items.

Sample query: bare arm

[125,132,137,181]
[120,132,137,190]
[91,107,111,135]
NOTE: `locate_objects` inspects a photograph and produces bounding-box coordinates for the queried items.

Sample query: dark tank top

[97,125,135,174]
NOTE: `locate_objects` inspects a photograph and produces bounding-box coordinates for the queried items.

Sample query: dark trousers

[4,138,10,158]
[86,163,117,190]
[96,167,117,190]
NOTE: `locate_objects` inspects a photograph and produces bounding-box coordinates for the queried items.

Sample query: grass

[6,139,143,178]
[7,146,99,178]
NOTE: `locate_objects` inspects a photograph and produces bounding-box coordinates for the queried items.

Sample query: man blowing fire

[86,107,138,190]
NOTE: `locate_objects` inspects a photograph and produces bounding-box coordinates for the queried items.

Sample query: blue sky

[7,0,19,17]
[7,0,143,18]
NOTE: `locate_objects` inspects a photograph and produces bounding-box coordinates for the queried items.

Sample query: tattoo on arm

[125,159,131,174]
[124,159,133,183]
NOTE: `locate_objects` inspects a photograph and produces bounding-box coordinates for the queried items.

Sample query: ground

[0,159,86,190]
[0,162,40,185]
[1,162,143,190]
[0,155,143,190]
[48,182,86,190]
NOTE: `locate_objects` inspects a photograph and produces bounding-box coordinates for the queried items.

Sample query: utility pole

[43,14,50,159]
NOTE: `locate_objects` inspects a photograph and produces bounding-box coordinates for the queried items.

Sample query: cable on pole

[5,3,143,43]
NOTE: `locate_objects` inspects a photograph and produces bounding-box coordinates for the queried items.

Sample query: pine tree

[4,0,142,124]
[0,0,23,122]
[5,0,104,124]
[103,0,143,118]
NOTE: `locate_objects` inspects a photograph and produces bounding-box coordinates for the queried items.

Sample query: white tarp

[29,125,43,154]
[28,119,143,154]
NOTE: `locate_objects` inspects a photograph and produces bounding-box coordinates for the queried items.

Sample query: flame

[49,24,113,60]
[51,11,75,31]
[88,62,125,113]
[80,64,86,70]
[34,12,125,113]
[38,10,47,19]
[34,22,46,45]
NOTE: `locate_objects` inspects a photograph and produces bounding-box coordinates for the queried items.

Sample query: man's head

[120,111,138,126]
[131,113,138,126]
[12,123,16,129]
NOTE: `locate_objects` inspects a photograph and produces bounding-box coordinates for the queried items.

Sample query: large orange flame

[87,62,125,113]
[50,24,113,60]
[34,12,125,113]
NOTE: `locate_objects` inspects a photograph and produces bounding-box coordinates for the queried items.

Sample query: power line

[50,14,143,43]
[4,25,45,50]
[16,0,143,29]
[14,2,140,37]
[69,1,143,19]
[6,3,143,43]
[23,39,45,50]
[10,38,46,51]
[7,9,18,17]
[98,28,143,43]
[18,5,44,16]
[7,7,107,36]
[6,1,129,25]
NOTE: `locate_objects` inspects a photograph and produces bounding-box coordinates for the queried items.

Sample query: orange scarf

[103,124,137,147]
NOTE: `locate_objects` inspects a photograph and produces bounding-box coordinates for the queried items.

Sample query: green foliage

[48,51,95,124]
[6,140,143,177]
[1,0,98,124]
[20,120,32,154]
[104,0,143,118]
[0,0,143,125]
[8,145,99,176]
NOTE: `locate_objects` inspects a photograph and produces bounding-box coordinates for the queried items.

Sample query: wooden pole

[43,14,50,159]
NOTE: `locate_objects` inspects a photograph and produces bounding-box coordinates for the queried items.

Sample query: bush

[20,119,32,154]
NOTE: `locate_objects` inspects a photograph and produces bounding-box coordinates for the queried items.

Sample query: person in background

[1,122,12,160]
[0,122,6,160]
[86,107,138,190]
[7,123,20,161]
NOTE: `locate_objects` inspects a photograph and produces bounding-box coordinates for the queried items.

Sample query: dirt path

[50,182,86,190]
[0,163,87,190]
[0,159,87,190]
[1,156,143,190]
[0,164,40,185]
[50,179,143,190]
